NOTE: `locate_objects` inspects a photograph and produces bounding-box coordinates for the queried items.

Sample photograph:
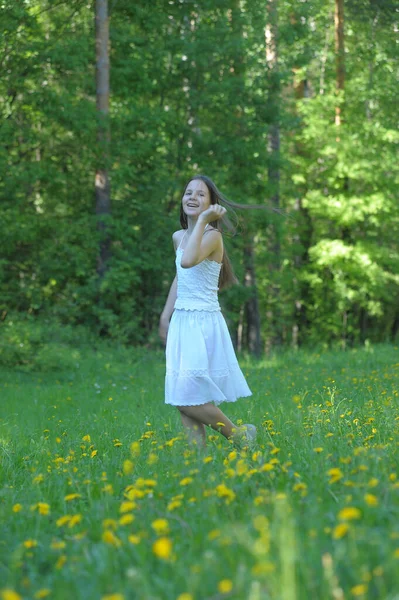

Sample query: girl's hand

[199,205,226,224]
[159,317,169,344]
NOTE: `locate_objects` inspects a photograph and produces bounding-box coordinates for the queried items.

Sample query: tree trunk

[334,0,344,127]
[95,0,111,279]
[264,0,282,353]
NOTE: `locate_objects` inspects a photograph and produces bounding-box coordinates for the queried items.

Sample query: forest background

[1,0,398,364]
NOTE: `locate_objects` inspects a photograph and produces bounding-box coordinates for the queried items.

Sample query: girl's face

[182,179,211,219]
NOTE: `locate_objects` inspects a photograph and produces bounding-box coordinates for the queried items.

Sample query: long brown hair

[179,175,282,290]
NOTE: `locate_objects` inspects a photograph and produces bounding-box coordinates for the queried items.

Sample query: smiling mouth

[186,204,199,208]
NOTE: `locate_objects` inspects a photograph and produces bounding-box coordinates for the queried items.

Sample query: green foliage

[0,0,398,350]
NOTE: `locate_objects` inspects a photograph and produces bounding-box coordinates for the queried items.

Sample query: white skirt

[165,309,252,407]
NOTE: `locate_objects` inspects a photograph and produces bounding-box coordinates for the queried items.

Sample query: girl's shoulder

[172,229,185,250]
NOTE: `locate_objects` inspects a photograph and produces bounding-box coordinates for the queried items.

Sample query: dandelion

[101,595,124,600]
[327,468,343,484]
[332,523,349,539]
[1,591,22,600]
[180,477,193,486]
[55,555,67,569]
[68,514,82,528]
[215,483,236,504]
[152,537,172,560]
[12,504,22,513]
[338,507,361,521]
[120,501,136,513]
[64,493,81,502]
[351,584,368,596]
[218,580,233,594]
[91,449,98,458]
[130,441,141,456]
[34,590,51,599]
[364,494,378,507]
[313,447,323,453]
[177,594,193,600]
[102,530,122,547]
[128,534,141,545]
[119,514,134,526]
[31,503,50,515]
[393,548,399,558]
[51,540,66,550]
[203,456,213,464]
[151,519,170,535]
[123,460,134,475]
[23,539,38,548]
[82,435,91,442]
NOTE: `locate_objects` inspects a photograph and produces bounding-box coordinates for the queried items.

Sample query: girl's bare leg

[178,403,238,440]
[179,411,207,447]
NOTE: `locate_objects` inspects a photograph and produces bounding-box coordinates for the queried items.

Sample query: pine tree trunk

[95,0,111,279]
[264,0,282,353]
[334,0,345,126]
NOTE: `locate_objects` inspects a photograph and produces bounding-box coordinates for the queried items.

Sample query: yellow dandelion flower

[176,594,193,600]
[203,456,213,464]
[338,507,361,521]
[64,493,81,502]
[102,530,122,547]
[259,462,274,472]
[34,590,51,599]
[82,435,91,442]
[130,441,141,456]
[119,514,134,526]
[123,460,134,475]
[218,580,233,594]
[151,518,170,535]
[327,468,343,483]
[33,474,44,484]
[12,504,22,513]
[215,483,236,504]
[147,452,158,465]
[351,584,367,596]
[152,537,172,560]
[236,460,248,476]
[64,514,81,528]
[253,515,269,532]
[56,515,71,527]
[364,493,378,507]
[55,555,67,570]
[101,595,124,600]
[180,477,193,486]
[128,534,141,545]
[23,539,38,548]
[332,523,349,539]
[91,449,98,458]
[313,447,323,453]
[1,591,22,600]
[168,499,182,511]
[393,548,399,558]
[51,540,66,550]
[120,501,136,513]
[103,519,118,530]
[208,529,221,541]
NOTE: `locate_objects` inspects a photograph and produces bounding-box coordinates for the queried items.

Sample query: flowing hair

[179,175,282,290]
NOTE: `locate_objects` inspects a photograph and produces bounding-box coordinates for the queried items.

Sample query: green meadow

[1,343,398,600]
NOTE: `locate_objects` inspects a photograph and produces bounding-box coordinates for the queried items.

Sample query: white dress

[165,230,252,407]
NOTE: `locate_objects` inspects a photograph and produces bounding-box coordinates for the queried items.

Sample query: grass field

[0,343,398,600]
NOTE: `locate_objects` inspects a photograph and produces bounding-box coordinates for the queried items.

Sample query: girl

[159,175,256,448]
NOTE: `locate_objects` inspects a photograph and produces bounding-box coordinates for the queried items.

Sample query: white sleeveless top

[174,228,222,312]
